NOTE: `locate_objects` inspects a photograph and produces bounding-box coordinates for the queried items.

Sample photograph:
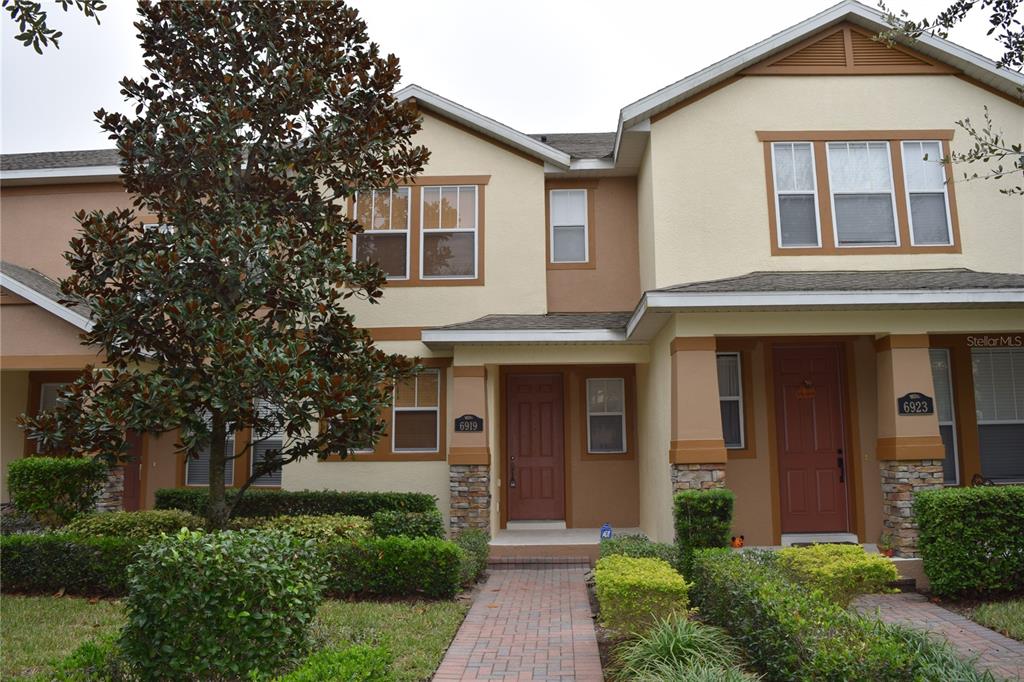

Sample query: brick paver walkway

[434,564,603,681]
[853,593,1024,680]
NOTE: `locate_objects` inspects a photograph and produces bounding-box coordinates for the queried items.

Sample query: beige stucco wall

[636,144,657,293]
[1,371,29,502]
[645,75,1024,288]
[345,112,548,328]
[1,306,91,358]
[636,323,674,542]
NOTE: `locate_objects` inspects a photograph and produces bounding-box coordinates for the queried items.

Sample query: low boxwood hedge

[691,549,995,681]
[600,533,679,570]
[915,485,1024,597]
[230,513,372,541]
[321,536,464,599]
[776,543,898,605]
[674,488,733,573]
[0,534,139,596]
[275,644,392,681]
[64,509,205,538]
[595,555,690,635]
[7,456,109,527]
[370,508,445,539]
[154,487,437,518]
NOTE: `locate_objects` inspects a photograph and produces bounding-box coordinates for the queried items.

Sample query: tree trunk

[206,410,230,530]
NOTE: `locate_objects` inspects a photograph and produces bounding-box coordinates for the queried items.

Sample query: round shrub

[601,534,679,570]
[64,510,205,538]
[276,644,392,681]
[120,529,324,680]
[230,513,371,541]
[7,457,109,527]
[595,555,691,635]
[370,508,444,539]
[777,543,898,605]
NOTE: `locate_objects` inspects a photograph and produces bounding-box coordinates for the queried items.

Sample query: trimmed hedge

[231,513,372,541]
[370,508,445,539]
[454,528,490,585]
[0,534,139,596]
[276,645,392,681]
[64,509,205,538]
[8,456,109,527]
[600,533,678,570]
[915,485,1024,597]
[692,549,995,681]
[321,536,464,599]
[777,543,898,605]
[155,487,437,518]
[673,488,734,573]
[595,555,690,635]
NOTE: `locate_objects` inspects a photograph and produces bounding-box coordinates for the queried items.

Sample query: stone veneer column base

[449,464,490,534]
[671,463,726,492]
[879,459,943,557]
[96,465,125,512]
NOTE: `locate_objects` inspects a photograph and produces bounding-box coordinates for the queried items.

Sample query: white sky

[0,0,1007,154]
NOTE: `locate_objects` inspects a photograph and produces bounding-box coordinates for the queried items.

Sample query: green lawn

[1,595,467,680]
[970,599,1024,642]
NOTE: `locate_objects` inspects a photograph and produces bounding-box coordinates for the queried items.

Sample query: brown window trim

[349,176,488,287]
[323,357,451,463]
[715,341,757,459]
[23,370,84,456]
[576,365,637,461]
[545,180,598,271]
[758,130,962,256]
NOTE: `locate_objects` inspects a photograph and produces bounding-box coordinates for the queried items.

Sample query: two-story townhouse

[2,1,1022,558]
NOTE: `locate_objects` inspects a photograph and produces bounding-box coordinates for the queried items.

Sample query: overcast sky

[0,0,1007,154]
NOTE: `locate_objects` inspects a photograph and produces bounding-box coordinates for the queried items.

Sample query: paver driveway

[434,563,603,681]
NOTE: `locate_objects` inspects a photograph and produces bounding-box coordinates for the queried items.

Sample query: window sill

[547,260,597,271]
[321,452,445,463]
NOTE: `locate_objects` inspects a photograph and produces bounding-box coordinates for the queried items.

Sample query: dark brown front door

[773,345,849,533]
[507,373,565,521]
[122,431,143,512]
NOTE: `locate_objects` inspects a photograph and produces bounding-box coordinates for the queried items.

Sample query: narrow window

[34,382,68,453]
[928,348,959,485]
[971,348,1024,482]
[251,399,284,487]
[771,142,820,247]
[587,378,627,453]
[353,188,410,279]
[550,189,589,262]
[393,369,440,452]
[826,141,898,246]
[716,353,745,449]
[902,141,952,245]
[186,421,235,486]
[421,186,477,278]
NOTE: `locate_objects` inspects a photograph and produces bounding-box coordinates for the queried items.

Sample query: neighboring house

[1,1,1022,555]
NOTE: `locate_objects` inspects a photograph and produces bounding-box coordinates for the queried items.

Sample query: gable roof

[527,133,616,160]
[614,0,1024,159]
[0,261,92,331]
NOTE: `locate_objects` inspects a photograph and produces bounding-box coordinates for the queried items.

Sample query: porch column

[96,465,125,512]
[875,334,945,557]
[448,365,491,535]
[669,337,727,492]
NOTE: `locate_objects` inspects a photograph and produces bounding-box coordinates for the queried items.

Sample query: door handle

[509,457,516,488]
[837,456,845,483]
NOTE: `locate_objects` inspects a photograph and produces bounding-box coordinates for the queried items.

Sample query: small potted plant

[877,532,895,557]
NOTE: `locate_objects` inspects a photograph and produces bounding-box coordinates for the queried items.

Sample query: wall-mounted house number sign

[897,393,935,416]
[455,414,484,432]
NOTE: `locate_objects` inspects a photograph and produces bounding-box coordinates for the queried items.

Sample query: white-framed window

[826,141,899,247]
[353,187,411,279]
[420,186,477,279]
[929,348,959,485]
[771,142,821,247]
[971,347,1024,483]
[716,353,745,449]
[586,378,626,454]
[35,382,67,453]
[186,427,235,486]
[250,399,284,487]
[549,189,589,263]
[901,141,953,246]
[393,369,440,452]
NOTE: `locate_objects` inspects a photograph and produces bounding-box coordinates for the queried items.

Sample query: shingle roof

[528,133,616,160]
[0,148,120,171]
[0,261,89,316]
[429,311,632,332]
[655,269,1024,293]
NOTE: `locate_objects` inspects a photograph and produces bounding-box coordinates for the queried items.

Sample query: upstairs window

[771,143,820,247]
[421,186,477,279]
[550,189,589,262]
[902,141,953,245]
[353,188,410,279]
[826,141,898,246]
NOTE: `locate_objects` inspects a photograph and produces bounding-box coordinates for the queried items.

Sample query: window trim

[901,140,955,247]
[825,140,901,248]
[549,189,591,264]
[715,342,758,458]
[576,365,637,461]
[352,187,412,281]
[585,377,627,454]
[419,185,479,281]
[929,347,960,486]
[716,352,746,450]
[23,370,81,456]
[770,141,822,249]
[392,367,442,454]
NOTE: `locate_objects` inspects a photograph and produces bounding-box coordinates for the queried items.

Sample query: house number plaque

[455,414,484,432]
[897,393,935,416]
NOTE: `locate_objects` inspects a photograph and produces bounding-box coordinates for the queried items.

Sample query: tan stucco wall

[1,305,90,358]
[145,429,182,509]
[636,144,656,292]
[645,75,1024,288]
[636,323,674,542]
[546,177,641,313]
[1,371,29,502]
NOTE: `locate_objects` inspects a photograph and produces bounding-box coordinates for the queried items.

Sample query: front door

[506,373,565,521]
[773,345,849,533]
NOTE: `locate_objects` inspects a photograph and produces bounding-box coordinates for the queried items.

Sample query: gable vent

[775,30,847,67]
[849,30,929,66]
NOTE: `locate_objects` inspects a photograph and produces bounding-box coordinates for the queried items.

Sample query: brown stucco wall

[143,429,181,509]
[546,177,641,313]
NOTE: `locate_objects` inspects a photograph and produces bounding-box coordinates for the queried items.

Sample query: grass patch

[315,600,468,681]
[0,595,125,679]
[2,596,466,680]
[970,599,1024,642]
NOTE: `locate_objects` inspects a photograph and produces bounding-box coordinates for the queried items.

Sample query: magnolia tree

[20,1,429,527]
